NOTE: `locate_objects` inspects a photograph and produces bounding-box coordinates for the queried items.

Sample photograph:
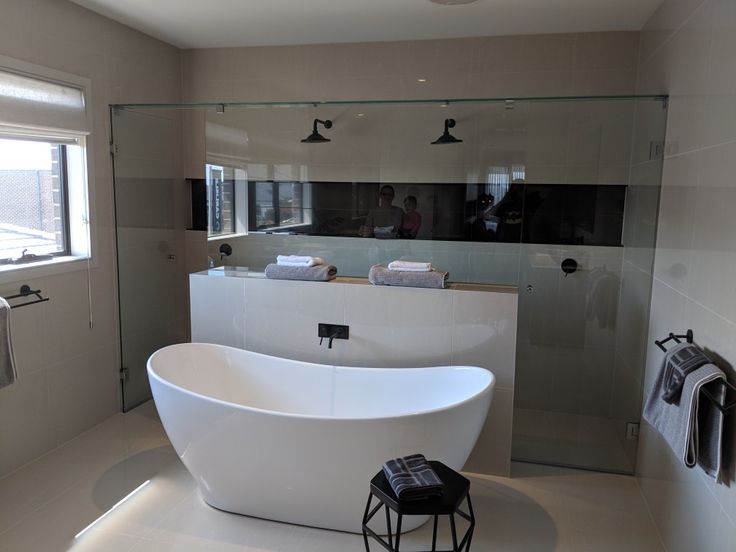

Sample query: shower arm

[313,119,332,132]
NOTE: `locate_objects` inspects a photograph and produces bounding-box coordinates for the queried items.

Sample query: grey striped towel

[661,343,712,404]
[368,264,448,289]
[264,263,337,281]
[644,363,726,481]
[382,454,444,501]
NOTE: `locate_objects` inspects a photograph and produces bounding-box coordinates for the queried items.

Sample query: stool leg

[466,493,475,524]
[362,494,372,552]
[431,515,438,552]
[465,494,475,551]
[384,504,393,550]
[465,527,474,552]
[394,514,402,552]
[449,514,459,552]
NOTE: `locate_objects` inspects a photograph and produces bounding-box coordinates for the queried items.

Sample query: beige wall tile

[0,0,181,477]
[637,0,736,541]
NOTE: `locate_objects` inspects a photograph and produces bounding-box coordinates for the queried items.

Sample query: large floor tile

[0,401,665,552]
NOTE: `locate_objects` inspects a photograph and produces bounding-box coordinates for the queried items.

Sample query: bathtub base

[201,492,430,534]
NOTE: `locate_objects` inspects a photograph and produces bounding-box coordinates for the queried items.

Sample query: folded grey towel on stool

[368,264,448,289]
[264,263,337,281]
[0,297,18,389]
[382,453,444,501]
[643,362,726,481]
[661,342,712,403]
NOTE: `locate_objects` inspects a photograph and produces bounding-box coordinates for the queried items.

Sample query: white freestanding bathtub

[147,343,494,533]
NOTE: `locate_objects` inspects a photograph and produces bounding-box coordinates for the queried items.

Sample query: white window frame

[206,163,247,241]
[0,55,94,284]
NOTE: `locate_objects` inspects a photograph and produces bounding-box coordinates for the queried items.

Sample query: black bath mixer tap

[317,323,350,349]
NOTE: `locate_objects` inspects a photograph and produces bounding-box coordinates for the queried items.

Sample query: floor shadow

[91,446,178,511]
[129,399,161,422]
[399,476,558,551]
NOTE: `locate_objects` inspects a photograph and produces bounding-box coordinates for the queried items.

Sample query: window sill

[0,255,91,285]
[207,233,248,242]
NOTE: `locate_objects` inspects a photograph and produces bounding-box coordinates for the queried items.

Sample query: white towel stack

[387,260,432,272]
[276,255,324,268]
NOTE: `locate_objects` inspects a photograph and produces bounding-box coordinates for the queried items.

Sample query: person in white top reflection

[360,185,404,238]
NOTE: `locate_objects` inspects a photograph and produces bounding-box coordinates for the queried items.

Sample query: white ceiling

[69,0,663,49]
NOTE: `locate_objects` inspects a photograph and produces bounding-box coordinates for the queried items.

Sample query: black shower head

[431,118,462,144]
[302,118,333,143]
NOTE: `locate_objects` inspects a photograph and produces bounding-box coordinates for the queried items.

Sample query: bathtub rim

[147,342,495,422]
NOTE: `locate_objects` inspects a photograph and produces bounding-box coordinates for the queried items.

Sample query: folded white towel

[276,255,324,267]
[0,297,18,390]
[388,260,432,272]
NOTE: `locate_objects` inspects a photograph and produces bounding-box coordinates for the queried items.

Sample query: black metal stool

[362,461,475,552]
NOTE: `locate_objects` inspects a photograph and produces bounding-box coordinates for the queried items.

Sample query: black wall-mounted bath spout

[318,323,349,349]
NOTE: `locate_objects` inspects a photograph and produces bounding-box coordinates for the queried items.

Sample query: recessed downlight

[417,78,427,83]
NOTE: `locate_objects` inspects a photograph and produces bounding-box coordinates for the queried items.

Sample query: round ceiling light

[428,0,480,5]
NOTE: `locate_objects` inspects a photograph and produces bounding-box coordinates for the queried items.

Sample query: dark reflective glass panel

[522,185,625,246]
[245,181,625,247]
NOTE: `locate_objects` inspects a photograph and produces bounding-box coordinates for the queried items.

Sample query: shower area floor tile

[0,401,662,551]
[512,408,636,474]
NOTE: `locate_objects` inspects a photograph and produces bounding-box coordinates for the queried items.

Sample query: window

[0,138,69,262]
[248,181,311,231]
[0,57,90,268]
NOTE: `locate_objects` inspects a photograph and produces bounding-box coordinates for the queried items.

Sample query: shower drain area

[511,407,635,474]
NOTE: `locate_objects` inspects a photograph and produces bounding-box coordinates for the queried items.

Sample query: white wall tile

[451,289,517,388]
[341,284,453,368]
[0,370,53,475]
[190,274,246,349]
[0,0,182,476]
[637,0,736,542]
[244,277,345,364]
[464,387,513,477]
[47,344,120,445]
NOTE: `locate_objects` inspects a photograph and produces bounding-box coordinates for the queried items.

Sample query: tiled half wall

[190,271,518,476]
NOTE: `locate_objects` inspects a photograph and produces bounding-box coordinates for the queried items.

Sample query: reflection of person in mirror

[360,184,404,238]
[400,195,422,239]
[470,193,498,241]
[492,183,524,242]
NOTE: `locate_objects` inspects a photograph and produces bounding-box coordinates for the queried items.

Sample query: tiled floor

[0,402,664,552]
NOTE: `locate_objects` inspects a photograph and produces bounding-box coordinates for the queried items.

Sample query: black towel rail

[702,382,736,415]
[4,284,50,309]
[655,329,736,415]
[654,329,694,352]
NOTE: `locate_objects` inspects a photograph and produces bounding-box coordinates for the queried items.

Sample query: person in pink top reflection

[400,195,422,239]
